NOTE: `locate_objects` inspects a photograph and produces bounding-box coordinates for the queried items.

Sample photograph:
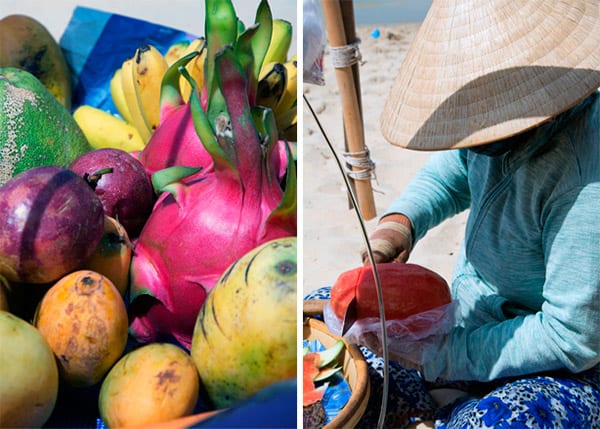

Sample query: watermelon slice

[303,352,326,406]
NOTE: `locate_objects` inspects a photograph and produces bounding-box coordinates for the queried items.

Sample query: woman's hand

[362,214,414,264]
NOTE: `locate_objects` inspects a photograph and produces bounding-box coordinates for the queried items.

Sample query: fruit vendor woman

[306,0,600,427]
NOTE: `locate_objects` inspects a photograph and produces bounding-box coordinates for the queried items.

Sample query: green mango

[0,67,92,186]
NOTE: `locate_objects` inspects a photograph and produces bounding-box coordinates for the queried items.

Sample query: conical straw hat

[380,0,600,151]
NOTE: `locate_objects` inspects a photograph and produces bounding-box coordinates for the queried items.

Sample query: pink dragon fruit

[129,0,296,348]
[138,6,289,181]
[139,98,289,180]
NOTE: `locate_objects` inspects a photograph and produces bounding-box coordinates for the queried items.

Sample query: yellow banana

[121,57,152,142]
[263,19,292,66]
[133,44,169,133]
[178,38,207,101]
[256,61,287,111]
[275,97,297,142]
[275,102,297,136]
[165,40,191,66]
[110,68,134,124]
[73,105,145,152]
[274,58,297,117]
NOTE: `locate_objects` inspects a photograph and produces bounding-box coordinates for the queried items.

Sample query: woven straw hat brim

[380,0,600,151]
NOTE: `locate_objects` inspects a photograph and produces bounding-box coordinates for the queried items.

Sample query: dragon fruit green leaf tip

[128,0,296,349]
[138,23,289,182]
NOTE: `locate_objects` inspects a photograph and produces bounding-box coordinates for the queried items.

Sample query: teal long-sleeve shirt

[384,91,600,382]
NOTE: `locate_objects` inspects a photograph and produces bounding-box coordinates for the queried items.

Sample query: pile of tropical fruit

[0,0,297,427]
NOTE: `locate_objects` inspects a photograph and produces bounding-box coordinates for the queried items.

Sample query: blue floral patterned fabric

[435,372,600,429]
[305,287,600,428]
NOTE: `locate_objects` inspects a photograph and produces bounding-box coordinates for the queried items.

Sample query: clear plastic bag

[323,300,458,366]
[303,0,326,85]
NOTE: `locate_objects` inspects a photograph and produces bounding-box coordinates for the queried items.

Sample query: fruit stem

[84,168,114,190]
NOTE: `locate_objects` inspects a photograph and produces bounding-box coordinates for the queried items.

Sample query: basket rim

[303,317,370,429]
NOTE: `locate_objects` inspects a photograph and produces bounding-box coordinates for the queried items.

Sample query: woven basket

[304,317,370,428]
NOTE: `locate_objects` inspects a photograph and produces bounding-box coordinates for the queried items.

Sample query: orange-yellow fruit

[83,216,132,296]
[99,343,200,428]
[34,270,128,387]
[0,311,59,427]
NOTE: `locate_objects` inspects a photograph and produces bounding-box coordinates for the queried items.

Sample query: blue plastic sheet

[193,379,297,428]
[304,339,352,425]
[59,6,198,113]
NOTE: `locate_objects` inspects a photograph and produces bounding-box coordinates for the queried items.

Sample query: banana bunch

[110,37,206,136]
[255,19,297,142]
[256,57,297,142]
[75,15,296,151]
[110,40,206,144]
[75,40,207,152]
[111,44,169,143]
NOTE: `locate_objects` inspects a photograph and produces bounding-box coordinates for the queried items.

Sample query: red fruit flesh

[330,263,451,322]
[303,353,325,407]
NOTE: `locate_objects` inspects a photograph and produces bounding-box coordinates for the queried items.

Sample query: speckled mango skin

[0,67,92,187]
[0,310,59,428]
[191,237,297,409]
[34,270,128,387]
[0,166,104,284]
[98,343,200,428]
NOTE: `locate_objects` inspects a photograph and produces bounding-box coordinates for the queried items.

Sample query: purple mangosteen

[0,165,104,284]
[70,148,155,238]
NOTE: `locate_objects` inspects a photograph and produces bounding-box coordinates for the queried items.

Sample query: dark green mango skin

[0,67,92,187]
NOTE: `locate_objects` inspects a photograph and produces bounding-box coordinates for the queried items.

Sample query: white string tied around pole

[343,146,377,183]
[329,38,364,68]
[330,38,376,183]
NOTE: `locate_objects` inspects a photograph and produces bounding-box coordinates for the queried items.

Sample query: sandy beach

[302,22,469,295]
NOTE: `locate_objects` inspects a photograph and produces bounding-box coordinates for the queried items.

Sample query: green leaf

[180,66,238,177]
[160,50,200,112]
[151,166,202,195]
[250,0,273,81]
[235,24,260,102]
[236,18,245,38]
[205,0,237,123]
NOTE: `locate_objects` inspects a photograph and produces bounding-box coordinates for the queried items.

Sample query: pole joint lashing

[343,145,377,182]
[329,38,364,68]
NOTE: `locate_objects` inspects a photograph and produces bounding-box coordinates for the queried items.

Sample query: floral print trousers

[305,287,600,429]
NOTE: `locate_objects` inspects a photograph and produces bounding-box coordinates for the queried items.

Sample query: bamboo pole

[340,1,362,118]
[321,0,377,220]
